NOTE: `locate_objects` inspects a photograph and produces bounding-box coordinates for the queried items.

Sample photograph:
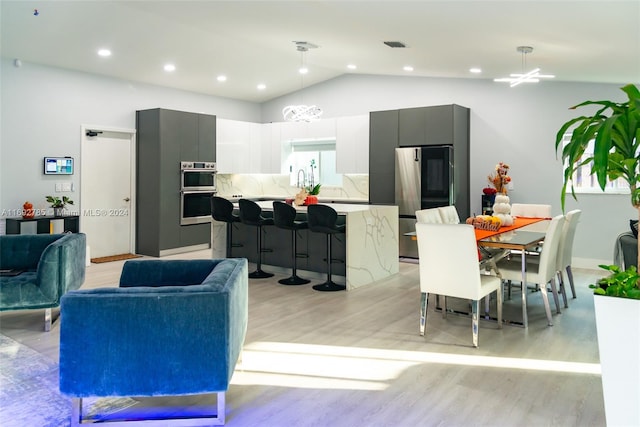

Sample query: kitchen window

[286,139,342,188]
[560,133,629,194]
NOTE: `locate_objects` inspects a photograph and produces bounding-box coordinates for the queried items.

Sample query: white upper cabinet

[216,119,257,173]
[260,122,283,174]
[217,116,369,174]
[336,114,369,174]
[280,118,336,141]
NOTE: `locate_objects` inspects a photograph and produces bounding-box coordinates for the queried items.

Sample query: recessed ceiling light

[347,64,357,70]
[217,75,227,82]
[164,64,176,72]
[403,65,414,72]
[470,67,482,74]
[97,49,111,57]
[299,66,309,75]
[257,83,266,90]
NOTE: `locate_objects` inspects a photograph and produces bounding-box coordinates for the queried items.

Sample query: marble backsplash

[216,174,369,201]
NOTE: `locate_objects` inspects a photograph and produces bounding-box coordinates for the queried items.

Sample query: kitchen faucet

[297,169,306,188]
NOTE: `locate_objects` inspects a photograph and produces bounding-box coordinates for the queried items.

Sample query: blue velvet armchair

[59,258,249,426]
[0,233,86,331]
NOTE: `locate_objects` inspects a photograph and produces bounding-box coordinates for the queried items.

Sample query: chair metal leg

[442,296,447,319]
[420,292,428,336]
[44,308,52,332]
[471,300,479,348]
[484,295,490,318]
[549,276,562,314]
[249,226,273,279]
[312,234,345,292]
[566,266,577,299]
[557,270,568,308]
[71,398,82,427]
[225,222,233,258]
[496,288,503,329]
[279,229,310,285]
[71,393,225,425]
[539,282,554,326]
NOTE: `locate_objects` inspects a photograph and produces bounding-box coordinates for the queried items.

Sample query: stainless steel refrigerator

[396,145,454,258]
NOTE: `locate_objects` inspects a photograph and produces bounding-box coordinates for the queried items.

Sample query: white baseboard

[572,257,612,270]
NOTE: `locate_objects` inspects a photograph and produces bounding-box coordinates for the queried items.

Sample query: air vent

[383,41,407,48]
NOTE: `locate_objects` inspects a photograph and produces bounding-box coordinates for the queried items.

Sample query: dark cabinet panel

[425,105,454,145]
[136,108,216,256]
[398,107,425,147]
[369,104,470,218]
[369,172,396,205]
[399,105,457,146]
[228,220,345,276]
[180,222,211,248]
[369,110,399,205]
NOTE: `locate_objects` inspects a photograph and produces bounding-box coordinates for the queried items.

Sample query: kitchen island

[211,202,399,290]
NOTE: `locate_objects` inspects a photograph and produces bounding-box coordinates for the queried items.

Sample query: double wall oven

[180,161,217,225]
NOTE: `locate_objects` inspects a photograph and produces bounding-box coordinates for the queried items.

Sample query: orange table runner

[474,217,546,241]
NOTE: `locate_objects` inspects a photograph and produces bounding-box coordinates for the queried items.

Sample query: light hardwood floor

[0,251,606,426]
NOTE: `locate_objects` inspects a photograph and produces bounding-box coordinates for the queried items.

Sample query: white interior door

[81,127,135,258]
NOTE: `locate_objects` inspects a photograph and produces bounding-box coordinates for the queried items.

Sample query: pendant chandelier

[282,41,323,122]
[494,46,555,87]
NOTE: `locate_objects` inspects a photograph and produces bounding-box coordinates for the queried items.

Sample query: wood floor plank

[0,251,606,426]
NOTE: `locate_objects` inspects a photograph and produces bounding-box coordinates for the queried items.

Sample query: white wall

[0,58,260,217]
[1,59,635,264]
[264,74,636,265]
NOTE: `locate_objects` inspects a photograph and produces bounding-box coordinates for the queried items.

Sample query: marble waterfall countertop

[212,202,399,290]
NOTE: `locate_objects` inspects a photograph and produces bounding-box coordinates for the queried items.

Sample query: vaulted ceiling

[2,1,638,102]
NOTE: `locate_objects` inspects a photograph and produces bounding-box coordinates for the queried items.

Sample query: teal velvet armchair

[59,258,249,426]
[0,233,86,331]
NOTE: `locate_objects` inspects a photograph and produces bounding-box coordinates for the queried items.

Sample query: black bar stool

[238,199,274,279]
[210,196,242,258]
[307,204,346,292]
[273,201,310,285]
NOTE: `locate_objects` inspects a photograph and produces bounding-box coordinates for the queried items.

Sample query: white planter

[593,294,640,426]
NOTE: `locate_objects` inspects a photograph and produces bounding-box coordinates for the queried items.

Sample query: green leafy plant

[306,183,322,195]
[46,195,74,208]
[555,83,640,297]
[590,264,640,299]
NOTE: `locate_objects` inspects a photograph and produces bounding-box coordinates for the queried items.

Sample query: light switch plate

[55,183,62,192]
[62,182,72,192]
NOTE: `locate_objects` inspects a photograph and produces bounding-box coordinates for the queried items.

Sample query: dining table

[476,217,549,328]
[407,216,550,329]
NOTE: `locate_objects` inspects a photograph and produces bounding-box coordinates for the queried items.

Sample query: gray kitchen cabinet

[229,219,346,276]
[399,104,461,146]
[369,109,399,205]
[136,108,216,257]
[398,107,425,147]
[369,104,470,218]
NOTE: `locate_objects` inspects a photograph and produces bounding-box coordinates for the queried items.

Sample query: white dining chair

[508,210,581,306]
[556,209,582,300]
[415,207,444,224]
[511,203,552,218]
[416,223,502,347]
[438,205,460,224]
[495,214,565,326]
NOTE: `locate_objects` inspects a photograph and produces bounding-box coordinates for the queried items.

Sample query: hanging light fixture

[282,41,323,122]
[494,46,555,87]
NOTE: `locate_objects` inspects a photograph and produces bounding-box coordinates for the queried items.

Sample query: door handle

[124,197,130,202]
